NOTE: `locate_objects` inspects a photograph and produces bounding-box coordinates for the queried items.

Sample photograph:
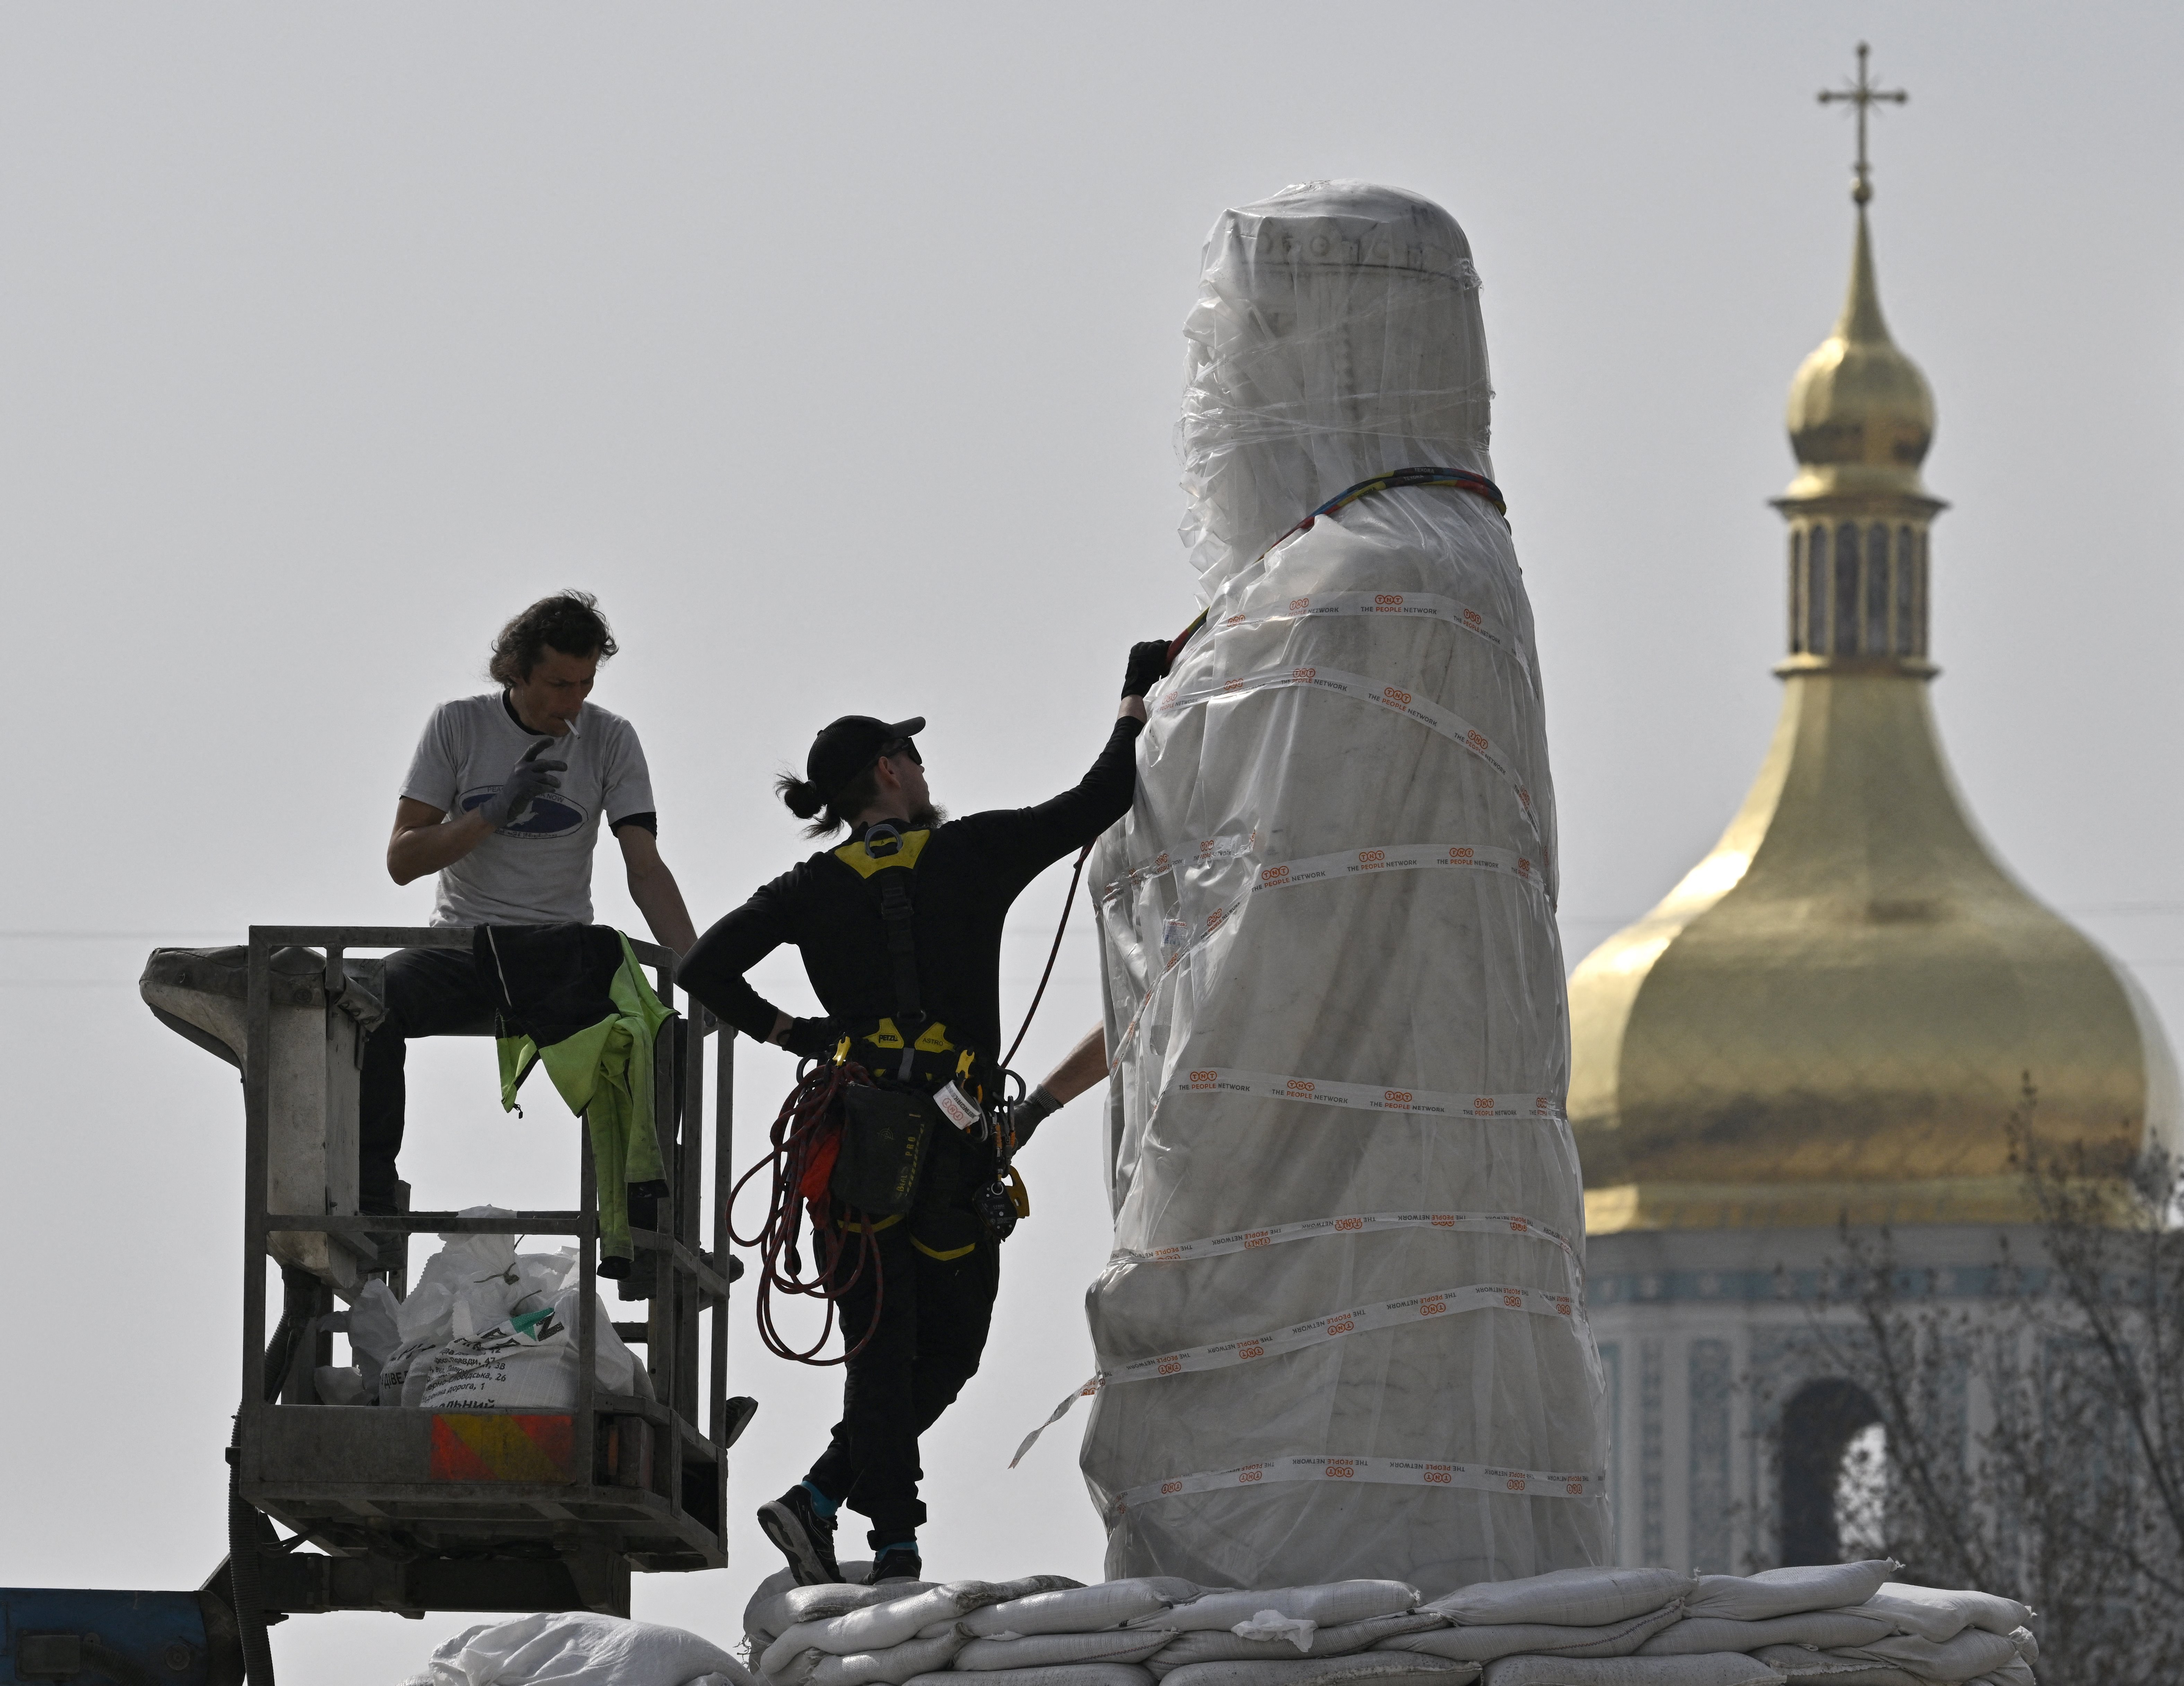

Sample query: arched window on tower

[1834,522,1861,654]
[1807,525,1829,654]
[1865,524,1890,653]
[1894,526,1916,656]
[1915,527,1931,656]
[1789,528,1806,653]
[1780,1378,1886,1565]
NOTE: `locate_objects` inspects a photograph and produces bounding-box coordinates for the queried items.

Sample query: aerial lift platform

[2,925,754,1686]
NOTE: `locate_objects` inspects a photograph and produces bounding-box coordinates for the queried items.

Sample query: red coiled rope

[728,1059,886,1365]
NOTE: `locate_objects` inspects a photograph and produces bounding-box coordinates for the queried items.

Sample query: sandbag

[761,1584,1009,1676]
[1160,1612,1451,1675]
[1382,1606,1680,1663]
[1867,1585,2033,1641]
[1480,1657,1783,1686]
[744,1566,910,1645]
[1427,1570,1695,1630]
[959,1631,1178,1670]
[1151,1584,1421,1634]
[382,1336,444,1406]
[1749,1653,1914,1685]
[417,1287,650,1413]
[1833,1630,2023,1684]
[1164,1660,1479,1686]
[347,1278,403,1398]
[901,1669,1154,1686]
[314,1365,368,1406]
[806,1633,966,1686]
[963,1579,1195,1638]
[401,1611,755,1686]
[1638,1612,1893,1656]
[1684,1564,1894,1624]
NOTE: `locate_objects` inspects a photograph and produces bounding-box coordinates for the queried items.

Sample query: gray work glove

[480,737,566,828]
[1012,1084,1063,1148]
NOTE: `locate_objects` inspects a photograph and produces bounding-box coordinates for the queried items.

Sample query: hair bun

[781,777,825,821]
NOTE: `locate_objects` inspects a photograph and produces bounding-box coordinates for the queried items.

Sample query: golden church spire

[1562,51,2179,1235]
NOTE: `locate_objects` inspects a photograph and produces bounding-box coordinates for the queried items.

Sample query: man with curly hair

[364,591,697,1217]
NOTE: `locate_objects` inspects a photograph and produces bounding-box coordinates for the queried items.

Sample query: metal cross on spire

[1818,42,1907,206]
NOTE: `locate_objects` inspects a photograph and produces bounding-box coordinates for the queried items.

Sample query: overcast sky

[5,6,2180,1681]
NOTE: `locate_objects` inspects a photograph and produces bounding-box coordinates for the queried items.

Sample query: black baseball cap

[807,715,925,804]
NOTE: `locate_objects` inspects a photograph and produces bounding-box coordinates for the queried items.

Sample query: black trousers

[806,1209,1000,1548]
[358,947,498,1213]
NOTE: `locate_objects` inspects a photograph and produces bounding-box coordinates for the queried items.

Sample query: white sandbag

[1151,1584,1421,1634]
[1748,1651,1914,1685]
[761,1584,1009,1676]
[1382,1607,1679,1663]
[901,1669,1154,1686]
[1234,1613,1318,1652]
[1638,1612,1894,1656]
[1833,1630,2023,1684]
[744,1566,908,1645]
[1867,1585,2032,1641]
[1426,1570,1694,1630]
[401,1610,754,1686]
[1684,1564,1895,1624]
[418,1287,650,1413]
[1156,1616,1446,1675]
[384,1337,445,1406]
[1481,1657,1783,1686]
[962,1580,1186,1638]
[959,1631,1178,1670]
[1164,1660,1479,1686]
[806,1633,966,1686]
[347,1277,403,1398]
[314,1365,368,1406]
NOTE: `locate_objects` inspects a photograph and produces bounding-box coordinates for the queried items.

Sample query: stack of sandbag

[739,1567,2041,1686]
[311,1207,648,1411]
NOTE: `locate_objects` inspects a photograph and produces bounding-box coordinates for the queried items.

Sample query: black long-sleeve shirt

[681,718,1142,1064]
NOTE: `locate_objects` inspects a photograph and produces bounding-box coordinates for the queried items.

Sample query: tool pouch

[832,1082,935,1217]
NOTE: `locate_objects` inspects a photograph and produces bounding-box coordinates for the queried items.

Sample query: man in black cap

[679,638,1172,1585]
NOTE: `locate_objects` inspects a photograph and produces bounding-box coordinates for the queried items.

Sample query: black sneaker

[867,1544,922,1584]
[757,1486,843,1587]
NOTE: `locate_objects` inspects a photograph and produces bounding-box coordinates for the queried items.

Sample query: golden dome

[1782,207,1936,503]
[1567,207,2179,1234]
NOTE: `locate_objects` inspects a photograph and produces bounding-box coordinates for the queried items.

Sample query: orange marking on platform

[429,1414,577,1483]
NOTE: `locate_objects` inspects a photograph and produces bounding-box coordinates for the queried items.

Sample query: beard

[909,802,946,829]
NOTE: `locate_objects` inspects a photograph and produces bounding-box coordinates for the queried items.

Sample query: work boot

[867,1543,922,1584]
[757,1486,843,1587]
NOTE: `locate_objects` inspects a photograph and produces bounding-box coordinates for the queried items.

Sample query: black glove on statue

[1121,638,1173,700]
[481,737,567,829]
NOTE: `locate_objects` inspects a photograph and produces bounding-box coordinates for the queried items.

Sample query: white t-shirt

[400,692,656,927]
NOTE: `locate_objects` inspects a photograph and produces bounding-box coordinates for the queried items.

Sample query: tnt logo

[1425,1468,1452,1485]
[1325,1461,1356,1480]
[1293,665,1317,683]
[1358,849,1386,866]
[1516,858,1532,879]
[1224,614,1246,628]
[1153,852,1171,871]
[1189,1070,1217,1088]
[1240,1465,1264,1483]
[1327,1317,1355,1335]
[1335,1217,1364,1231]
[1553,1299,1573,1317]
[1244,1231,1271,1248]
[1463,608,1483,627]
[1432,1214,1456,1228]
[1383,687,1412,709]
[1506,1476,1527,1492]
[1508,1218,1529,1233]
[1206,908,1226,931]
[1471,1097,1497,1115]
[1261,865,1291,885]
[1155,1247,1182,1262]
[1502,1292,1523,1309]
[1238,1342,1264,1360]
[1450,847,1473,862]
[1419,1296,1447,1317]
[1374,593,1404,608]
[1533,1096,1555,1114]
[1286,1079,1316,1095]
[1565,1480,1585,1495]
[1466,730,1490,752]
[1519,787,1533,808]
[1162,1480,1183,1495]
[1289,597,1310,613]
[1382,1090,1413,1107]
[1157,1359,1182,1375]
[1223,678,1244,693]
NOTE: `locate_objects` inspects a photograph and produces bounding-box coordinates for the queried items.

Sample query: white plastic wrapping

[1078,182,1607,1591]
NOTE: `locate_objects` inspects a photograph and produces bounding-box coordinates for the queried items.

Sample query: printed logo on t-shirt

[459,787,586,839]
